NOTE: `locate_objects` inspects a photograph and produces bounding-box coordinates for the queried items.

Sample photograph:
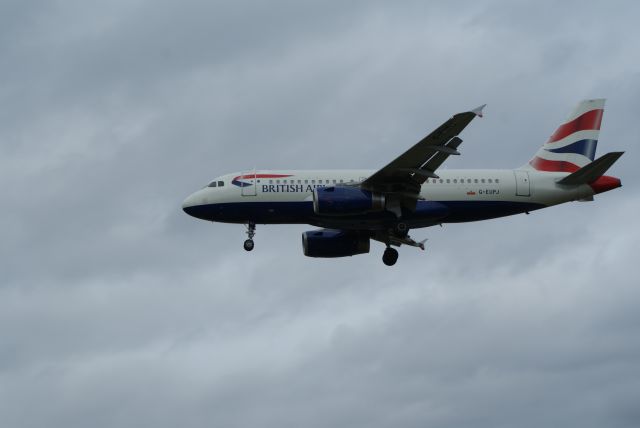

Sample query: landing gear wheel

[382,247,399,266]
[244,222,256,251]
[244,239,254,251]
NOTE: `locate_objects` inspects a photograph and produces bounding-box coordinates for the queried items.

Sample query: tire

[243,239,254,251]
[382,247,398,266]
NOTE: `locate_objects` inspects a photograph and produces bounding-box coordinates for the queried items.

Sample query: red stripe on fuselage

[529,157,581,172]
[235,174,293,180]
[547,109,603,144]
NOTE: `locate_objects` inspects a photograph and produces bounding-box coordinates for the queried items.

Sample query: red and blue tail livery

[529,99,605,172]
[183,99,623,266]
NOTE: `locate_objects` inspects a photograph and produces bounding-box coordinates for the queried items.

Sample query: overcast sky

[1,1,638,427]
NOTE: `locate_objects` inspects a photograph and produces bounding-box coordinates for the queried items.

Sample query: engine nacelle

[313,187,385,216]
[302,229,370,258]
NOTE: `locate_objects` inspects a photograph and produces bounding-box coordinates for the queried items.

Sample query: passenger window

[305,180,308,184]
[311,180,316,184]
[333,179,337,184]
[481,179,485,183]
[446,179,450,183]
[474,179,478,183]
[439,179,443,183]
[467,179,471,183]
[269,180,273,184]
[297,180,301,184]
[218,181,224,187]
[488,179,493,183]
[453,179,457,183]
[496,179,500,183]
[339,179,344,183]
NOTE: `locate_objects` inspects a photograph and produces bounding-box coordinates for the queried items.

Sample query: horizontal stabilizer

[557,151,624,185]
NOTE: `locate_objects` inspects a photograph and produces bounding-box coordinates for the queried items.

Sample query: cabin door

[241,170,257,196]
[514,170,531,196]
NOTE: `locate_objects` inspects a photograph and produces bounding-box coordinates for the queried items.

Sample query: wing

[362,105,485,195]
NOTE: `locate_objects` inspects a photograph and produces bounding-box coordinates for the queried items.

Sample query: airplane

[182,99,623,266]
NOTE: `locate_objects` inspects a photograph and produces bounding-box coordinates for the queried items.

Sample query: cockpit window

[208,181,217,187]
[218,181,224,187]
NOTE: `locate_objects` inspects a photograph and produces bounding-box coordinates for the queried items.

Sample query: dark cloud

[1,1,638,427]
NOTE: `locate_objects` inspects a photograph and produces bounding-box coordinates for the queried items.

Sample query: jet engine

[302,229,370,258]
[313,187,385,216]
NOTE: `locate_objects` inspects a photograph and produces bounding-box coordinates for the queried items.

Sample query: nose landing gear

[244,222,256,251]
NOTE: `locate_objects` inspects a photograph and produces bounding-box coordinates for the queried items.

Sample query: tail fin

[527,99,605,172]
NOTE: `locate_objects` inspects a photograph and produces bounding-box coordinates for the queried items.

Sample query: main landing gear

[394,222,409,238]
[244,222,256,251]
[377,224,427,266]
[382,246,399,266]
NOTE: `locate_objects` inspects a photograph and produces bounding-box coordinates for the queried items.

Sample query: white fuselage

[184,169,593,207]
[182,168,595,229]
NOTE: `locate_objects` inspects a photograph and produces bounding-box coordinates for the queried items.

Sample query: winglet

[418,238,428,250]
[471,104,486,118]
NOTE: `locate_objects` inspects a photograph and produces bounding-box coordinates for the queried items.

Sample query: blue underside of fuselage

[183,200,546,229]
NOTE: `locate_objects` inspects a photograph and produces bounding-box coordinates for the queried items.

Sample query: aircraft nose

[182,191,201,216]
[182,189,218,221]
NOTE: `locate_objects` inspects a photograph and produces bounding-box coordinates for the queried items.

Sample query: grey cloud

[1,0,638,427]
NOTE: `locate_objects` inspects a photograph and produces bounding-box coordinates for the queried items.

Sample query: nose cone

[182,191,202,217]
[182,189,216,220]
